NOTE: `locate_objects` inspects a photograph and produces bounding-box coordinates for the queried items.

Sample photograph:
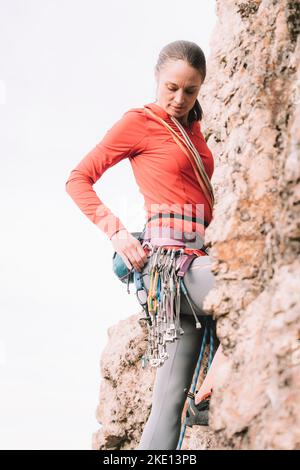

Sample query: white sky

[0,0,217,450]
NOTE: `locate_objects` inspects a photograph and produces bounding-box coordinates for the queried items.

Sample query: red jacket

[65,102,214,255]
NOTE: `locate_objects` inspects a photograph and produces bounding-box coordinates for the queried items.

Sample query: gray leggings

[137,254,218,450]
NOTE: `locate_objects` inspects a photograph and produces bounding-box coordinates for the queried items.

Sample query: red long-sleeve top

[65,101,214,256]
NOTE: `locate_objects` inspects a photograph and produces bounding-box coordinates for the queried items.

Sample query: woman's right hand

[111,229,148,272]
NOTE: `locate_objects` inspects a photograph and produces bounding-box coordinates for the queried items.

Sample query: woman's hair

[155,40,206,123]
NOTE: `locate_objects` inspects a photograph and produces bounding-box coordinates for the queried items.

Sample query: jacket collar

[144,102,170,120]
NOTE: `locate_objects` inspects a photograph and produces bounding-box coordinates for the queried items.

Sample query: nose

[174,90,185,105]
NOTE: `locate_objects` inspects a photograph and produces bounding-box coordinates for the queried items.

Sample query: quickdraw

[136,242,204,369]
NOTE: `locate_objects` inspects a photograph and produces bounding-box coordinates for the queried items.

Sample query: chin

[170,106,185,115]
[170,108,181,115]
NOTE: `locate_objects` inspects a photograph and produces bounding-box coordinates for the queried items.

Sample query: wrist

[110,228,127,240]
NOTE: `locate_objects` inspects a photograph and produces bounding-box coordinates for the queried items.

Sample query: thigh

[180,255,215,315]
[151,313,206,408]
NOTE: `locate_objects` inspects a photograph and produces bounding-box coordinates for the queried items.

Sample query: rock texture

[92,314,156,450]
[93,0,300,450]
[200,0,300,450]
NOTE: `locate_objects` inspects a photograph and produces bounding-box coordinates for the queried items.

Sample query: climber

[65,39,227,450]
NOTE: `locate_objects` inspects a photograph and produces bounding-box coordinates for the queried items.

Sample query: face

[155,59,203,124]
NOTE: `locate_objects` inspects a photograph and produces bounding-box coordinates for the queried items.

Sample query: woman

[65,40,227,450]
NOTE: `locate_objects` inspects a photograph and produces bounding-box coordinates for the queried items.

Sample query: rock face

[93,0,300,450]
[92,314,156,450]
[199,0,300,450]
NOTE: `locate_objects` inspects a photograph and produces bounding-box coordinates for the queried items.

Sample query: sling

[143,106,215,215]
